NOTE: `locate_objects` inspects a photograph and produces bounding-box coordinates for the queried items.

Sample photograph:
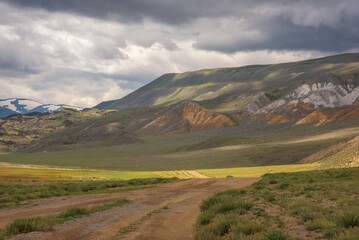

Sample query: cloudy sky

[0,0,358,107]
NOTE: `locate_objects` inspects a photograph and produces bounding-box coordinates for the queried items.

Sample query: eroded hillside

[0,109,111,152]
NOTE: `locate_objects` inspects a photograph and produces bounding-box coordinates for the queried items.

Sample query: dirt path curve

[8,177,259,240]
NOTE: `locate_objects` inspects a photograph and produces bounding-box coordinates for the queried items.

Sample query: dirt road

[5,177,259,240]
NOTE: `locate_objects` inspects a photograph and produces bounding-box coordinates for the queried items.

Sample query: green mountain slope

[96,53,359,113]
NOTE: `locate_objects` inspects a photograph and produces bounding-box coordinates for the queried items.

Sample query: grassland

[0,176,177,209]
[195,167,359,240]
[197,163,320,178]
[0,163,160,181]
[1,119,359,171]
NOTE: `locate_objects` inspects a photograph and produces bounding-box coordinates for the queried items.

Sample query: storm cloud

[0,0,358,107]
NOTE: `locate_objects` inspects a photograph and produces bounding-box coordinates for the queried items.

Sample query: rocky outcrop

[259,73,359,114]
[243,93,272,114]
[251,73,359,125]
[138,101,236,135]
[295,110,330,126]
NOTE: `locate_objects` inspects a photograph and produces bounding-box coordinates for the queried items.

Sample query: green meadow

[197,163,320,178]
[1,119,359,172]
[195,167,359,240]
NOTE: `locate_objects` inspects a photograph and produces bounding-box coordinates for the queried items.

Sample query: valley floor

[0,178,258,240]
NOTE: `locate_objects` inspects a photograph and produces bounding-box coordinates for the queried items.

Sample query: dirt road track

[6,177,259,240]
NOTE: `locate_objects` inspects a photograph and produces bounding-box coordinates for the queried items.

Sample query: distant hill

[19,101,235,152]
[95,53,359,126]
[301,135,359,168]
[3,53,359,154]
[0,98,83,118]
[0,108,111,152]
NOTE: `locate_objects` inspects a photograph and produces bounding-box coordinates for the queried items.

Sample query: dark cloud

[0,0,205,24]
[1,0,359,53]
[194,15,359,53]
[0,0,358,107]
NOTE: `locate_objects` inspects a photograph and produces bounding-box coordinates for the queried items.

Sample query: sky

[0,0,358,107]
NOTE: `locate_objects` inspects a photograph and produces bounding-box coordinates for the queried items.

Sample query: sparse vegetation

[2,116,359,172]
[0,177,177,209]
[119,205,170,234]
[195,167,359,239]
[2,199,130,239]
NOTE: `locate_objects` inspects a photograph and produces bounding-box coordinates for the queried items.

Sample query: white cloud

[0,1,354,107]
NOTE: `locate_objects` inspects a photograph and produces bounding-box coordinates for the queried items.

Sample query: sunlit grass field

[1,119,359,171]
[197,163,320,178]
[0,163,159,181]
[0,162,321,182]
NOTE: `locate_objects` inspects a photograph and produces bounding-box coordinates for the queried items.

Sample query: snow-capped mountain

[0,98,83,118]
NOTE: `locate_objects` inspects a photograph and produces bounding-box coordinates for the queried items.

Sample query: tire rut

[8,178,259,240]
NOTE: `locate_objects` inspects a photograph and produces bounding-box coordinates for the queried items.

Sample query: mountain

[3,53,359,155]
[0,108,111,152]
[138,101,235,135]
[0,98,83,118]
[95,53,359,126]
[19,101,235,152]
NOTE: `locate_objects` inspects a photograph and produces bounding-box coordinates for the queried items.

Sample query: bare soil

[3,177,258,240]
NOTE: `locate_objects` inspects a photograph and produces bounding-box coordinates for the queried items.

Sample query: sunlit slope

[96,53,359,112]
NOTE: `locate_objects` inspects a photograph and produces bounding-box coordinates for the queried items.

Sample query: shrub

[339,213,359,228]
[264,194,276,203]
[269,179,278,184]
[6,217,57,235]
[237,220,264,235]
[197,211,214,226]
[211,215,236,236]
[306,217,336,231]
[334,227,359,240]
[195,228,219,240]
[277,182,290,189]
[286,198,319,221]
[60,207,89,219]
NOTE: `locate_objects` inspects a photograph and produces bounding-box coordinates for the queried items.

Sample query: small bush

[323,227,342,239]
[195,228,219,240]
[60,207,89,218]
[286,198,319,221]
[277,182,290,189]
[269,179,278,184]
[197,211,214,226]
[304,186,315,191]
[253,183,266,190]
[334,227,359,240]
[211,215,236,236]
[6,217,57,235]
[306,217,336,231]
[264,194,276,203]
[339,213,359,228]
[238,220,264,235]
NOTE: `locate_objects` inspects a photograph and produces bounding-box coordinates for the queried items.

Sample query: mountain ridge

[0,98,83,118]
[95,52,359,127]
[95,53,359,112]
